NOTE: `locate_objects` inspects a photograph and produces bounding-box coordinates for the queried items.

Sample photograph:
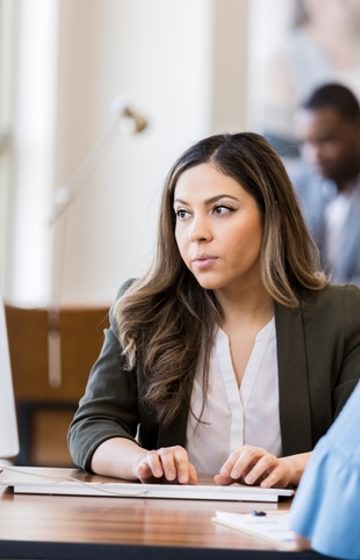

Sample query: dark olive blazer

[68,284,360,472]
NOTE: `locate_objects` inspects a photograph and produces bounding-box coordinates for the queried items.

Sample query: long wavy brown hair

[116,132,327,425]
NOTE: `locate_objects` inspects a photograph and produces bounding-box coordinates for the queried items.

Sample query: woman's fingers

[214,445,262,484]
[214,445,290,488]
[243,454,291,488]
[243,452,277,485]
[158,445,191,482]
[258,463,290,488]
[136,449,164,482]
[172,446,195,483]
[157,447,177,480]
[135,446,198,484]
[187,462,198,485]
[136,461,155,482]
[229,447,263,481]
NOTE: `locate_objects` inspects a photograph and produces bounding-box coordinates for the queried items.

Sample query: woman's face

[173,163,264,296]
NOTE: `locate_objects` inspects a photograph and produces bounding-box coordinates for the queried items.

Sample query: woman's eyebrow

[173,194,240,205]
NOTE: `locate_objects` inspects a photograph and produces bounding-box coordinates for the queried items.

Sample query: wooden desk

[0,468,327,560]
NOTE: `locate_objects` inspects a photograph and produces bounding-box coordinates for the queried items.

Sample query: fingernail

[245,475,253,484]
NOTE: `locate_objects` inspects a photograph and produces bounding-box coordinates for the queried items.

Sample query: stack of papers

[212,511,296,550]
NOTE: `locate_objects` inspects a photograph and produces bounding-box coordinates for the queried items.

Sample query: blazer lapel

[275,302,313,455]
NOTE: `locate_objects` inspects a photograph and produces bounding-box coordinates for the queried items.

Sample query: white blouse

[186,318,281,475]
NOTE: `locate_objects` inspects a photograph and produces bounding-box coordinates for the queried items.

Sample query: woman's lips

[191,255,219,270]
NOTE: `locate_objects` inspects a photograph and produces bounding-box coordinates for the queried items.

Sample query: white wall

[247,0,295,130]
[52,0,209,305]
[5,0,58,305]
[211,0,248,132]
[51,0,249,305]
[6,0,249,306]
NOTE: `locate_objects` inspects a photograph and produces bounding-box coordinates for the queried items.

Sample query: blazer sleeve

[68,286,140,472]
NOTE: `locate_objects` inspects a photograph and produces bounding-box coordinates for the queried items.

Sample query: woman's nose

[189,215,212,241]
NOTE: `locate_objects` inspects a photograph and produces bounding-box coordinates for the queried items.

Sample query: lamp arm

[48,121,119,225]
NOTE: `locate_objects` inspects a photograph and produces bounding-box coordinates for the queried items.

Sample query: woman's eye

[175,208,190,220]
[213,205,233,216]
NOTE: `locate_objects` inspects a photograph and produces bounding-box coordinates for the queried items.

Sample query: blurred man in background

[292,82,360,285]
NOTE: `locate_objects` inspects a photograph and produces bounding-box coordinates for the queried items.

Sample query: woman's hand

[134,445,198,484]
[214,445,309,488]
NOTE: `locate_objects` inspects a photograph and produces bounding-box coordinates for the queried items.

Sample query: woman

[68,132,360,487]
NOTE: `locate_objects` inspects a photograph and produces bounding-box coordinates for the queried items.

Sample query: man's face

[297,107,360,184]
